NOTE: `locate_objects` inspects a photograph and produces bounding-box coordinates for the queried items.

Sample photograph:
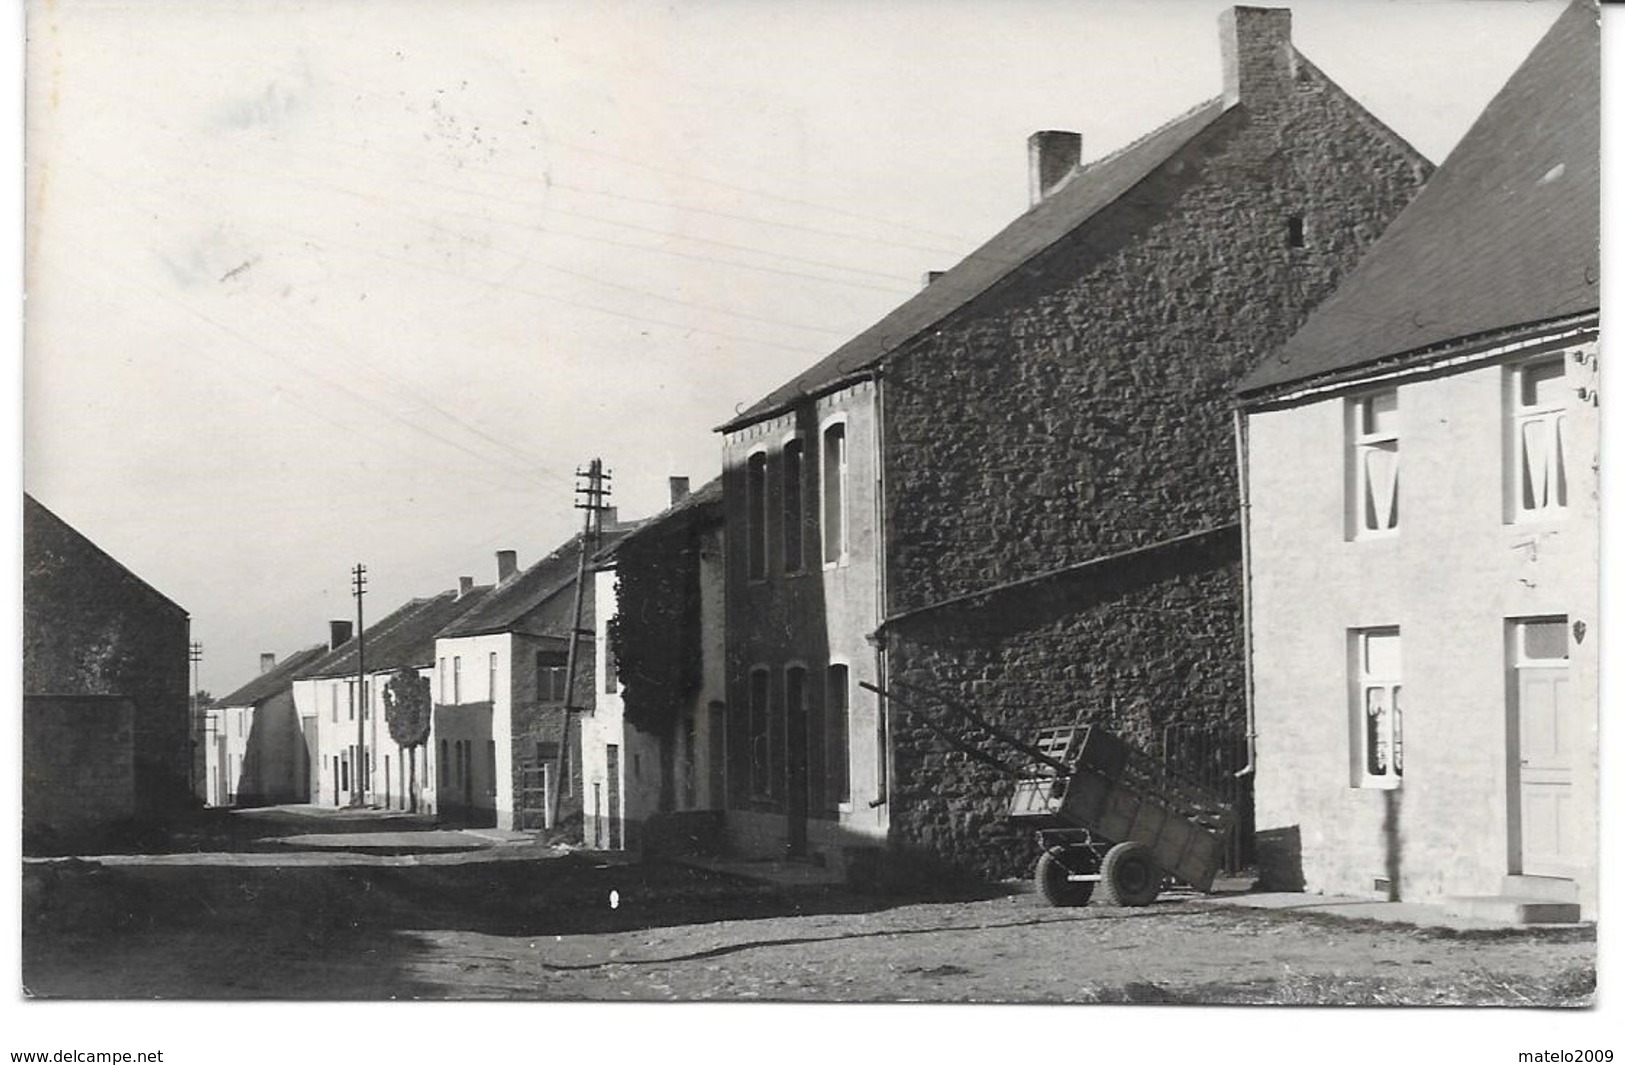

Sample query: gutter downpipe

[1234,405,1257,780]
[869,371,891,812]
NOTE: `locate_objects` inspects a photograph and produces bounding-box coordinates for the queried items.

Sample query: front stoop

[1441,895,1581,925]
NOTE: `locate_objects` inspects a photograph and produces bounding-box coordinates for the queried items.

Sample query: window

[782,438,805,572]
[1286,215,1306,248]
[1512,357,1568,520]
[330,685,338,724]
[748,668,771,800]
[347,681,356,721]
[746,450,768,580]
[452,656,462,704]
[827,664,851,808]
[604,636,618,694]
[1351,628,1402,788]
[439,739,448,787]
[537,652,568,703]
[822,421,848,564]
[439,657,446,702]
[489,652,498,702]
[1351,390,1399,536]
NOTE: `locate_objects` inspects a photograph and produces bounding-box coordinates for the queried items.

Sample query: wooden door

[1517,664,1574,877]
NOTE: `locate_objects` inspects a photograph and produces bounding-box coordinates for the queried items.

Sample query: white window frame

[781,432,807,575]
[1350,627,1402,789]
[827,660,852,812]
[1510,357,1569,522]
[820,415,850,567]
[745,447,770,581]
[1350,389,1399,538]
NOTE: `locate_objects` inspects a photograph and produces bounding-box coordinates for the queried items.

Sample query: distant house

[293,583,492,816]
[23,493,191,837]
[592,476,726,850]
[713,6,1434,877]
[434,530,635,831]
[1236,3,1598,921]
[206,644,327,807]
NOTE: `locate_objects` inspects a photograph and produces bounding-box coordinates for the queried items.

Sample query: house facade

[23,493,193,835]
[1238,2,1597,920]
[206,644,326,807]
[591,477,727,851]
[716,6,1434,878]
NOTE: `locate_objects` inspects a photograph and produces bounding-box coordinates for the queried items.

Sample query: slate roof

[596,477,724,563]
[296,586,493,680]
[1239,2,1598,397]
[436,526,638,640]
[214,644,328,708]
[717,98,1232,432]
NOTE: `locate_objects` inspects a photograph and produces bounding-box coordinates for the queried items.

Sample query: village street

[21,807,1593,1004]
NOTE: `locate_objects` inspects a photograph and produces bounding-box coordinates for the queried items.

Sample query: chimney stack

[601,506,619,528]
[328,620,353,651]
[458,575,474,598]
[921,270,946,290]
[1220,6,1295,109]
[1028,131,1082,205]
[260,652,277,675]
[496,550,518,582]
[669,476,691,505]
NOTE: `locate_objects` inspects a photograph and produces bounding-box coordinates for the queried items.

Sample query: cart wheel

[1035,847,1095,907]
[1098,842,1162,907]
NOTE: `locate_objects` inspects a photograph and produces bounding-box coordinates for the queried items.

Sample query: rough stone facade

[23,495,192,820]
[23,696,138,839]
[871,10,1431,879]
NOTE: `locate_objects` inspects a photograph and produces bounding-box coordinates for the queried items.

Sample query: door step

[1501,875,1580,903]
[1441,894,1581,925]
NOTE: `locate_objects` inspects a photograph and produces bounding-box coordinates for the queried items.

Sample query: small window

[782,438,805,573]
[452,656,462,704]
[1287,215,1306,248]
[822,422,848,565]
[1351,390,1399,536]
[1511,358,1568,520]
[1351,628,1402,788]
[748,668,772,801]
[489,652,499,702]
[827,664,851,808]
[439,657,447,702]
[604,636,619,694]
[537,652,568,703]
[347,681,356,721]
[746,451,768,580]
[1518,617,1569,664]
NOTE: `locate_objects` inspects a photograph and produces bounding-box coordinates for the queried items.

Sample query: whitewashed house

[1236,3,1597,921]
[587,477,726,851]
[206,644,325,807]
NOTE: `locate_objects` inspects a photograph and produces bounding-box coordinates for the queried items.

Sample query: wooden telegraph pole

[549,459,610,831]
[352,562,368,807]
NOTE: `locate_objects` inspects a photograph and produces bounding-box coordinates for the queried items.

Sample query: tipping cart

[860,678,1237,908]
[1008,725,1237,907]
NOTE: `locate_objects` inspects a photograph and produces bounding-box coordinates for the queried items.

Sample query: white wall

[1247,336,1599,915]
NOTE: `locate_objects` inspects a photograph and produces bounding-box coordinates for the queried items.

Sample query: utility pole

[550,458,611,831]
[352,563,368,808]
[189,641,203,801]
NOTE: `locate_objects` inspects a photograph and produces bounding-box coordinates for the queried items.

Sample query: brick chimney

[1220,6,1295,109]
[601,507,619,528]
[260,652,277,675]
[496,550,518,582]
[458,575,474,598]
[1028,131,1082,205]
[328,620,353,651]
[669,476,691,505]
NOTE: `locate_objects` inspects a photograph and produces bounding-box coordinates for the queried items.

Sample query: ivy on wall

[606,523,703,738]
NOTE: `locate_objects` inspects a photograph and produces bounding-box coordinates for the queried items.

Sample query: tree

[383,667,432,812]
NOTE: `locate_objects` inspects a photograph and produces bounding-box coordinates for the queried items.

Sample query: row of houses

[212,4,1597,920]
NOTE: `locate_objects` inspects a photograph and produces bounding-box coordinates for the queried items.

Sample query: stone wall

[23,498,191,818]
[23,696,137,839]
[877,18,1430,879]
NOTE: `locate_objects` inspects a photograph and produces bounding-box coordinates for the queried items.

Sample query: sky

[22,0,1572,696]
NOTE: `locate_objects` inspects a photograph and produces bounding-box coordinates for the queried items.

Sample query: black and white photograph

[9,0,1612,1057]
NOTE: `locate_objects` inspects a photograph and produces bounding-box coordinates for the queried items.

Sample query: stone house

[714,7,1434,878]
[206,643,326,807]
[434,531,635,831]
[23,493,193,838]
[592,476,727,851]
[1236,3,1597,921]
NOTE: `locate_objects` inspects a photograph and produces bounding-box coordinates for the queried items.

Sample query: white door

[1513,618,1574,877]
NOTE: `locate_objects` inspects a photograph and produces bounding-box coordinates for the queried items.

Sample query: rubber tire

[1098,842,1162,907]
[1035,847,1096,907]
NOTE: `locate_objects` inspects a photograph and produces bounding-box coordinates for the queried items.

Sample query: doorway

[1510,617,1575,878]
